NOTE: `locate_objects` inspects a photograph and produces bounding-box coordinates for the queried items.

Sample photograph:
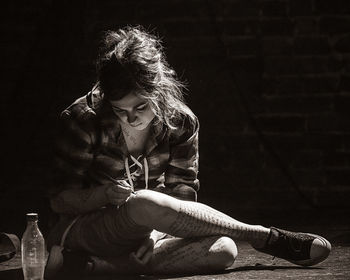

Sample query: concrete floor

[1,224,349,280]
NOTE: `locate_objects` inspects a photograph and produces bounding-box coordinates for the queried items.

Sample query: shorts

[64,203,152,257]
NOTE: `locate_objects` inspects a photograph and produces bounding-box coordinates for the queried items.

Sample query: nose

[127,112,137,124]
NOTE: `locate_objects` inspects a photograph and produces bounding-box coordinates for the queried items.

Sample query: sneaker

[254,227,331,266]
[45,245,93,278]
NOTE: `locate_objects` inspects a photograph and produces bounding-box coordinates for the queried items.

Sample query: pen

[102,171,136,193]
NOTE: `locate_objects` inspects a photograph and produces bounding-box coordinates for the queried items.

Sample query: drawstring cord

[124,155,149,190]
[144,157,149,190]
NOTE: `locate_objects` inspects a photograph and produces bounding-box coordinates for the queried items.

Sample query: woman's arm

[50,185,109,215]
[164,114,200,202]
[49,106,107,215]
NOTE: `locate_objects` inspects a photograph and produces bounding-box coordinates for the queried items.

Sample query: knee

[209,236,238,269]
[126,190,175,225]
[126,190,154,217]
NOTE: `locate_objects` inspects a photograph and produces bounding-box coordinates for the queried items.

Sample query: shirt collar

[98,100,167,157]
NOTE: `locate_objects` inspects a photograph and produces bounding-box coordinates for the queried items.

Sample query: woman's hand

[129,230,167,268]
[105,180,134,207]
[129,237,155,267]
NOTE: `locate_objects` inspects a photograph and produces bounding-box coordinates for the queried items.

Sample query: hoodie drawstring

[124,155,149,190]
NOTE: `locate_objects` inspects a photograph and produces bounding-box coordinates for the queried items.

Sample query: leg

[45,206,153,278]
[125,190,331,267]
[88,235,237,275]
[127,190,270,247]
[64,205,152,257]
[151,236,237,274]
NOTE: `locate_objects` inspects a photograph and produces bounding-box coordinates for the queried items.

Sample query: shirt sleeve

[164,114,200,201]
[48,108,97,200]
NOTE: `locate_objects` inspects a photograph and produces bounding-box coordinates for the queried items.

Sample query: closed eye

[112,107,125,113]
[136,104,148,111]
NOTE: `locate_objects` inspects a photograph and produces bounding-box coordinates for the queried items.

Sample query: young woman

[46,26,331,277]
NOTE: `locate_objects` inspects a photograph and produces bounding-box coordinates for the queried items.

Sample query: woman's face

[109,92,155,130]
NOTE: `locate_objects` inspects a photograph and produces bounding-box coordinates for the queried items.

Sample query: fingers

[109,198,129,206]
[130,250,153,266]
[135,242,148,259]
[132,239,154,265]
[105,182,133,206]
[130,252,144,266]
[109,181,132,194]
[140,249,153,265]
[105,187,128,200]
[118,180,132,188]
[110,189,131,201]
[110,184,132,194]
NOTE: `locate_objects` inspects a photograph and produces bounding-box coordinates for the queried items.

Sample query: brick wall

[1,0,350,228]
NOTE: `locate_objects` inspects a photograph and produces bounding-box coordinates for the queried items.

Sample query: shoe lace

[275,229,305,258]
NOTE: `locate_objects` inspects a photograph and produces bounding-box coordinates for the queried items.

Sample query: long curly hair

[96,26,194,129]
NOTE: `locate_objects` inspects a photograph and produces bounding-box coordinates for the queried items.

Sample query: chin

[128,122,147,130]
[135,123,149,130]
[126,118,154,130]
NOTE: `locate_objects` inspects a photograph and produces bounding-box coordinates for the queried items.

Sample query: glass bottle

[21,213,46,280]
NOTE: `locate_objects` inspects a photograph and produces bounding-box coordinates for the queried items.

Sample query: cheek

[115,112,127,122]
[138,110,155,123]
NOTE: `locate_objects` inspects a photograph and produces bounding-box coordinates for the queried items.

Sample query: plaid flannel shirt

[50,88,200,204]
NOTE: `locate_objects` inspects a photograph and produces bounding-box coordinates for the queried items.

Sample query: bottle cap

[26,213,38,221]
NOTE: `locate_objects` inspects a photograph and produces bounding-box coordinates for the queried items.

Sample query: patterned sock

[167,201,270,245]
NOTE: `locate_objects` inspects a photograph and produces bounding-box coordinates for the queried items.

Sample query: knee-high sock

[166,201,270,246]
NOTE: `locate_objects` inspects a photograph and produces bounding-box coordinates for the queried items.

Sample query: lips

[130,122,142,127]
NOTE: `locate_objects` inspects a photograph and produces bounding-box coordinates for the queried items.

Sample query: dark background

[1,0,350,237]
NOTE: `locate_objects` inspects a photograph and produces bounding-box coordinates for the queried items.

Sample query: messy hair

[96,25,194,129]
